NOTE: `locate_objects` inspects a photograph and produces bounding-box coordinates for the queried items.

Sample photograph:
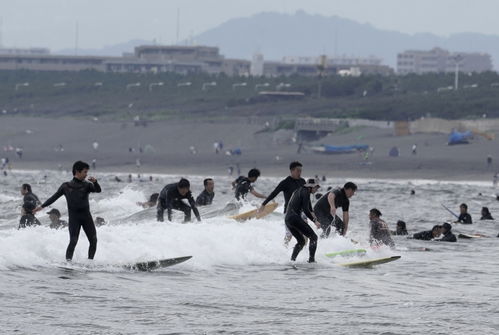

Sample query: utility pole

[176,8,180,45]
[75,21,79,56]
[454,54,463,90]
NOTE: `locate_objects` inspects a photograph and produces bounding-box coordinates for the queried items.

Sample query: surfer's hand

[33,206,42,213]
[88,176,97,183]
[257,206,264,214]
[314,220,321,229]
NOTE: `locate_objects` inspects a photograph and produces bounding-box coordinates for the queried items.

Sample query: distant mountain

[192,10,499,69]
[57,39,152,57]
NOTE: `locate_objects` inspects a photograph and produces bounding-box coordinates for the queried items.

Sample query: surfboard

[228,202,279,221]
[126,256,192,271]
[458,233,487,239]
[325,249,367,258]
[339,255,401,268]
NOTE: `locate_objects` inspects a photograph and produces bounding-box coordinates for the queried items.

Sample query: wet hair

[482,207,490,214]
[72,161,90,175]
[203,178,213,187]
[289,161,302,170]
[396,220,407,230]
[21,183,32,193]
[178,178,190,189]
[344,182,358,191]
[432,225,443,232]
[248,168,261,179]
[460,203,468,210]
[149,193,159,203]
[369,208,382,217]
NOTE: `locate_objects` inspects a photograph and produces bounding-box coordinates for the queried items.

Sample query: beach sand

[0,116,497,182]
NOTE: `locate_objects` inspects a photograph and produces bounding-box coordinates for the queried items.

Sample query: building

[397,48,493,74]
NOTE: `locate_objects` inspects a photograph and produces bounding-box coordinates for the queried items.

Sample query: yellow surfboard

[339,256,401,268]
[229,202,279,222]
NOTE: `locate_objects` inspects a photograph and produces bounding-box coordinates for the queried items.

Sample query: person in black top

[19,183,41,228]
[391,220,408,235]
[313,182,357,237]
[137,193,159,208]
[369,208,395,248]
[413,225,442,240]
[285,178,321,263]
[34,161,101,261]
[456,203,472,224]
[47,208,68,229]
[436,222,457,242]
[259,162,306,245]
[157,178,201,223]
[480,207,494,220]
[196,178,215,206]
[232,168,266,201]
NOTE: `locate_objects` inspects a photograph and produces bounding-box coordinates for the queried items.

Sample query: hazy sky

[2,0,498,50]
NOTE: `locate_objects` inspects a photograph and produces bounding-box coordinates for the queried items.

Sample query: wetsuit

[19,192,41,228]
[413,230,434,240]
[313,188,349,237]
[234,176,253,201]
[458,213,472,224]
[196,190,215,206]
[438,231,457,242]
[262,176,305,213]
[370,218,395,248]
[481,213,494,220]
[285,187,317,262]
[157,183,201,222]
[41,178,101,260]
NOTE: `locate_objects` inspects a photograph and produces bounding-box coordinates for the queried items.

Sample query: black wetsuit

[157,183,201,222]
[42,178,101,260]
[458,213,472,224]
[413,230,434,240]
[480,213,494,220]
[234,176,253,201]
[370,219,395,248]
[285,187,317,262]
[313,188,349,237]
[196,190,215,206]
[19,192,41,228]
[262,176,305,213]
[438,231,457,242]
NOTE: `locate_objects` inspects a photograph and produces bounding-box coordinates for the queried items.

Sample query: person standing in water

[232,168,266,201]
[34,161,101,261]
[258,161,305,245]
[196,178,215,206]
[285,178,321,263]
[157,178,201,223]
[19,183,41,228]
[368,208,395,248]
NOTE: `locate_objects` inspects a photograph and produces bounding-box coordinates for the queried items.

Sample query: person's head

[72,161,90,180]
[481,207,490,216]
[442,222,452,233]
[396,220,407,231]
[248,168,261,182]
[432,225,443,237]
[343,182,358,198]
[47,208,61,223]
[149,193,159,204]
[410,189,416,195]
[95,217,106,226]
[304,178,320,194]
[289,161,302,179]
[177,178,190,196]
[203,178,215,193]
[369,208,382,220]
[460,203,468,214]
[20,183,32,195]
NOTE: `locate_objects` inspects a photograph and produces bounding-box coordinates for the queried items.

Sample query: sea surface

[1,170,498,334]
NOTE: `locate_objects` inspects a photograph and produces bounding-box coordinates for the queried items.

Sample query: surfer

[436,222,457,242]
[285,178,321,263]
[369,208,395,248]
[157,178,201,223]
[480,207,494,220]
[232,168,266,201]
[137,193,159,208]
[456,203,472,224]
[47,208,68,229]
[196,178,215,206]
[258,161,305,245]
[19,183,41,228]
[34,161,101,261]
[391,220,408,235]
[412,225,442,240]
[313,182,357,237]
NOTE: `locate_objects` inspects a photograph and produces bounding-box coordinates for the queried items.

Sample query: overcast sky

[2,0,498,50]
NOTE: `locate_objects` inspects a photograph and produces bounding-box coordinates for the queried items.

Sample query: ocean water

[1,170,499,334]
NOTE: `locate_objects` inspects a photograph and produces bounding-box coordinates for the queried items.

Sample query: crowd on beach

[16,160,498,263]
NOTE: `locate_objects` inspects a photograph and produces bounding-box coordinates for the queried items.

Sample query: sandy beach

[0,116,497,182]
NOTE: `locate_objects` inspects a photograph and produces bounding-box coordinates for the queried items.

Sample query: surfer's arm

[88,178,101,193]
[342,211,349,235]
[250,189,267,199]
[327,192,336,216]
[39,186,64,209]
[261,183,283,207]
[188,196,201,221]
